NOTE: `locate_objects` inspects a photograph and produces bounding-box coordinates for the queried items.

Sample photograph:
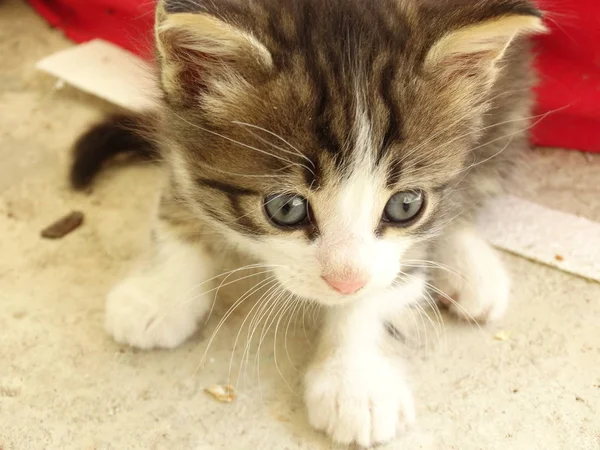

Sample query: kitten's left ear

[424,11,546,84]
[154,2,273,105]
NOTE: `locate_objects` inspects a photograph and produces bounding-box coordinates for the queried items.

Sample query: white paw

[105,278,207,350]
[304,354,415,448]
[105,234,215,349]
[434,228,510,323]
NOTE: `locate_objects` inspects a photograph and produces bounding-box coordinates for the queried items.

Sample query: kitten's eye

[384,191,425,224]
[264,194,309,227]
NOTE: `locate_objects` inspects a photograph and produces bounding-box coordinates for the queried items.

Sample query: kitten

[72,0,545,446]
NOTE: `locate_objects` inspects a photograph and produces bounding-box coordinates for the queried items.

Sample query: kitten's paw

[105,277,206,350]
[434,229,509,323]
[304,355,415,447]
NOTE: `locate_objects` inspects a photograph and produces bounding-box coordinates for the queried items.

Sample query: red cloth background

[28,0,155,57]
[29,0,600,152]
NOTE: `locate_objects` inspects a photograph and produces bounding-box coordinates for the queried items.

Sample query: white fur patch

[304,276,424,446]
[105,231,216,349]
[433,226,510,322]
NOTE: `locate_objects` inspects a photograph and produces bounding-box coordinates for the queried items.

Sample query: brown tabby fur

[72,0,543,273]
[137,0,540,245]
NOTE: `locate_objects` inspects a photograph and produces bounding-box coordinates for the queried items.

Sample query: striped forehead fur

[155,0,543,238]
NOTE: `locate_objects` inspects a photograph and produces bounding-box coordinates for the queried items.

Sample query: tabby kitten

[72,0,545,446]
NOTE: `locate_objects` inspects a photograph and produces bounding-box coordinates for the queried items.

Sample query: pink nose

[322,276,367,295]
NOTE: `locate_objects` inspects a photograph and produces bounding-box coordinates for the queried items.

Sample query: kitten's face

[156,0,543,304]
[166,79,469,305]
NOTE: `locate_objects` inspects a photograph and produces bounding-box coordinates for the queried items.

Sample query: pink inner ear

[442,50,498,80]
[159,25,248,104]
[160,33,211,101]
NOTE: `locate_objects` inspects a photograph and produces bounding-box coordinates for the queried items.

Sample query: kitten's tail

[70,112,159,190]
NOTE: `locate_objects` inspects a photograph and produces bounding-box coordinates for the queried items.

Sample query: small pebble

[204,384,236,403]
[494,330,512,341]
[0,381,22,397]
[41,211,84,239]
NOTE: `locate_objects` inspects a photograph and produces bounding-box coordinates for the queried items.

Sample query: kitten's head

[154,0,544,305]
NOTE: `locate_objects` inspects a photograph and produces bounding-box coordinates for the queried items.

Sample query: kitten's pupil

[281,197,301,216]
[403,200,410,213]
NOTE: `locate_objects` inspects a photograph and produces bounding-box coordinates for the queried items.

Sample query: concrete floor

[1,1,599,449]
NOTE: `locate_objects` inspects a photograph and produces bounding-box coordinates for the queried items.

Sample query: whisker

[399,305,424,351]
[205,164,299,179]
[283,298,302,372]
[239,284,285,384]
[418,277,485,334]
[309,301,320,328]
[148,266,279,332]
[229,282,282,387]
[205,265,280,323]
[455,106,562,180]
[407,300,431,357]
[167,108,313,174]
[397,88,533,164]
[272,293,301,395]
[187,269,277,314]
[300,301,312,347]
[403,259,464,279]
[254,288,288,370]
[246,287,287,397]
[232,121,316,170]
[419,287,449,351]
[194,276,278,376]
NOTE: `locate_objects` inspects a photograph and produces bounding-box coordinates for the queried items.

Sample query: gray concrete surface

[1,1,599,448]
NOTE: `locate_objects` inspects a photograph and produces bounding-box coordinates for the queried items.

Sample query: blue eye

[264,194,309,227]
[384,191,425,224]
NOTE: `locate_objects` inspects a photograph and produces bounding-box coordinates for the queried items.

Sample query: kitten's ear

[424,12,546,83]
[155,4,273,104]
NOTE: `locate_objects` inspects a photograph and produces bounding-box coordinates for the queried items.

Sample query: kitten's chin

[302,293,365,307]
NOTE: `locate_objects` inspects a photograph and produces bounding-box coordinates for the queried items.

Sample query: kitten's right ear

[423,9,546,88]
[155,2,273,104]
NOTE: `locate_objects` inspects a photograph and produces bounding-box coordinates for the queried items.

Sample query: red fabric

[533,0,600,152]
[28,0,155,58]
[28,0,600,152]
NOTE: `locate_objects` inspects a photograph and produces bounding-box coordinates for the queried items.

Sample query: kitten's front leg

[433,226,510,322]
[105,199,218,350]
[105,232,215,349]
[304,279,424,447]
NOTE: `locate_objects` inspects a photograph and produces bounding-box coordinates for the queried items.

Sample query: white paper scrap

[36,39,159,111]
[479,195,600,283]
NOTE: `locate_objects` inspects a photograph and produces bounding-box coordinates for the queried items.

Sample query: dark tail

[70,112,159,190]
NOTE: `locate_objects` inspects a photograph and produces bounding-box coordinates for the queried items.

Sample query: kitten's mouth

[303,287,372,306]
